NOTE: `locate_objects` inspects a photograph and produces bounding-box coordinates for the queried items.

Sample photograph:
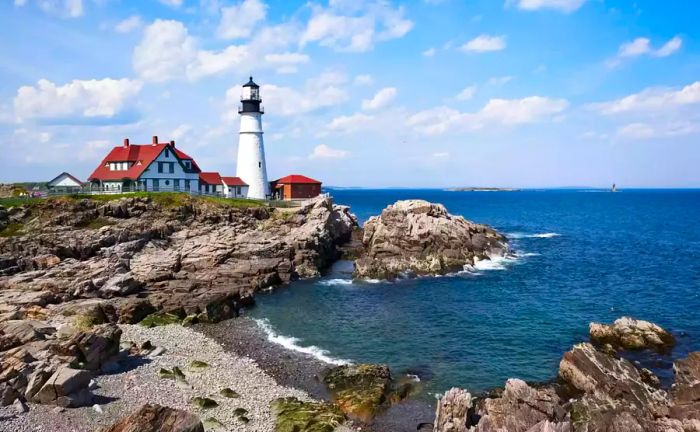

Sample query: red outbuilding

[270,174,322,200]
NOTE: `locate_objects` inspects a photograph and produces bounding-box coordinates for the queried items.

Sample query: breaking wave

[507,232,561,239]
[253,318,351,366]
[318,278,354,286]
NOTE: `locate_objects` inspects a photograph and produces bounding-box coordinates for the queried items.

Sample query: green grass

[0,197,42,208]
[0,223,25,237]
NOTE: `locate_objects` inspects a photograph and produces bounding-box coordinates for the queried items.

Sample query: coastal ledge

[353,200,508,280]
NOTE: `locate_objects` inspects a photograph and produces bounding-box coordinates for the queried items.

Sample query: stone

[323,363,397,421]
[220,387,240,398]
[140,312,182,328]
[271,397,345,432]
[34,365,92,405]
[589,317,676,352]
[354,200,507,279]
[191,397,218,409]
[434,388,473,432]
[13,397,28,413]
[0,382,20,406]
[189,360,208,370]
[148,346,166,357]
[25,366,54,402]
[118,299,156,324]
[101,403,204,432]
[670,352,700,421]
[57,324,121,370]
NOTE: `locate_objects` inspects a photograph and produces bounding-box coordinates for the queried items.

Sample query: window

[153,179,160,191]
[236,187,241,194]
[168,163,174,174]
[174,179,180,191]
[158,162,163,173]
[165,180,170,186]
[184,161,190,169]
[164,149,169,158]
[258,162,261,168]
[185,180,190,190]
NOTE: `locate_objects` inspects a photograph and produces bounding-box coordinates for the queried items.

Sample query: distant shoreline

[445,187,521,192]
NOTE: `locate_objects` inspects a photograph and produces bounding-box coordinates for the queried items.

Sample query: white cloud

[300,2,413,52]
[217,0,267,40]
[309,144,349,159]
[408,96,568,135]
[456,86,476,101]
[16,0,83,18]
[133,20,197,82]
[617,122,698,140]
[226,71,349,117]
[422,47,436,57]
[78,140,110,161]
[187,45,249,80]
[115,15,143,33]
[362,87,397,110]
[13,128,51,144]
[354,74,373,86]
[615,36,683,63]
[14,78,143,123]
[460,35,506,53]
[509,0,586,13]
[328,113,374,132]
[654,36,683,57]
[594,81,700,114]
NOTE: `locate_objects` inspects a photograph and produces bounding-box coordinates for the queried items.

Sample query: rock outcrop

[434,318,700,432]
[589,316,676,352]
[0,194,358,409]
[354,200,507,279]
[101,403,204,432]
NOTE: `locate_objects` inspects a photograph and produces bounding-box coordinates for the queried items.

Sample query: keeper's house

[270,174,322,200]
[88,136,247,198]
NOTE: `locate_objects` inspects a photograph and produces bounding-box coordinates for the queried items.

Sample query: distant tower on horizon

[236,76,270,199]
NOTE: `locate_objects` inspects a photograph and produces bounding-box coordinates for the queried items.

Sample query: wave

[318,278,354,286]
[507,232,561,239]
[253,318,351,366]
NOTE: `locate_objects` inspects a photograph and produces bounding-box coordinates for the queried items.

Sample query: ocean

[246,189,700,397]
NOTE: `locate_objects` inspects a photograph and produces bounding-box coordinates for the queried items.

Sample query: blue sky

[1,0,699,187]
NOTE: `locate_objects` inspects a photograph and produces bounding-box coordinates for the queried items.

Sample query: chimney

[123,138,130,148]
[152,135,158,146]
[170,140,175,147]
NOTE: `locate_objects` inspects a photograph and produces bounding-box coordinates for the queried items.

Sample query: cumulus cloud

[217,0,267,40]
[362,87,397,110]
[422,47,436,57]
[408,96,568,135]
[225,71,349,117]
[460,35,506,53]
[14,78,143,123]
[508,0,586,13]
[171,124,193,141]
[593,81,700,114]
[133,20,197,82]
[300,2,413,52]
[115,15,143,33]
[309,144,349,159]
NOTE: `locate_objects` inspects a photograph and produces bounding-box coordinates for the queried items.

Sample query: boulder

[670,352,700,421]
[101,403,204,432]
[589,317,676,352]
[54,324,121,370]
[33,365,92,406]
[271,397,345,432]
[434,388,473,432]
[354,200,507,279]
[323,363,400,421]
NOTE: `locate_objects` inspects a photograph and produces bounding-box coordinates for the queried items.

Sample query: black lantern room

[239,76,263,114]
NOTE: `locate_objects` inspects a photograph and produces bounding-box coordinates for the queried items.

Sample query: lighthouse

[236,76,269,199]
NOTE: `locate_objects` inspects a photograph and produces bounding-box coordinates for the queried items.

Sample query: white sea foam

[318,278,353,286]
[253,318,351,366]
[507,232,561,239]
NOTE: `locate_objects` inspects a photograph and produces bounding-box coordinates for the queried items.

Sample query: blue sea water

[247,189,700,397]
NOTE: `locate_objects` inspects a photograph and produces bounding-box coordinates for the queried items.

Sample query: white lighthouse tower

[236,76,270,199]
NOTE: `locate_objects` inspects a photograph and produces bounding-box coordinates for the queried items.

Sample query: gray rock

[25,366,54,402]
[13,397,28,413]
[589,317,676,352]
[34,365,92,405]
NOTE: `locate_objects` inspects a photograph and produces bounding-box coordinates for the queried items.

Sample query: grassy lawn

[0,197,43,208]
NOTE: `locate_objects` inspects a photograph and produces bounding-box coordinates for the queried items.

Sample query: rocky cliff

[354,200,507,280]
[434,317,700,432]
[0,194,358,409]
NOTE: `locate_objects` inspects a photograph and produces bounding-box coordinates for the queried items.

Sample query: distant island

[446,187,521,192]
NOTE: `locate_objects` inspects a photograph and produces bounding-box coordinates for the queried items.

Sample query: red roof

[274,174,322,185]
[88,143,199,182]
[199,172,222,185]
[221,176,247,186]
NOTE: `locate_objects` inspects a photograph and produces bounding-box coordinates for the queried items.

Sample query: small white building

[198,172,249,198]
[47,172,83,194]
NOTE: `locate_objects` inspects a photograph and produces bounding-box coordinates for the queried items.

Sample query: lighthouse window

[259,162,261,168]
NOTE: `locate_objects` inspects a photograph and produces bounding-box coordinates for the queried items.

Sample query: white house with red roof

[88,136,248,198]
